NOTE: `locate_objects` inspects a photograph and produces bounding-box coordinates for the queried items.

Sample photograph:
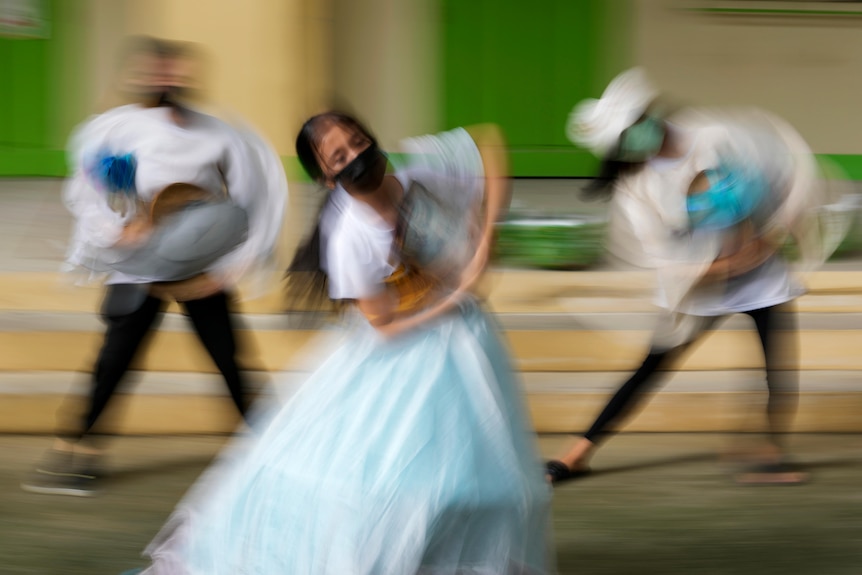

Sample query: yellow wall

[45,1,89,148]
[79,0,442,153]
[331,0,439,148]
[81,0,332,157]
[635,1,862,154]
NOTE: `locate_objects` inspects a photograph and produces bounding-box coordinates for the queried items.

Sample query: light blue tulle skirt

[140,302,553,574]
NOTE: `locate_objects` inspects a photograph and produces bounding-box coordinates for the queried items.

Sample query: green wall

[0,0,81,177]
[441,0,632,177]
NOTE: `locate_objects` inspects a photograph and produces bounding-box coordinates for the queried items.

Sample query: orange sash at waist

[384,264,438,313]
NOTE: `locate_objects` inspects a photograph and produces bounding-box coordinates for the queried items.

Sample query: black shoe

[545,460,591,486]
[21,450,101,497]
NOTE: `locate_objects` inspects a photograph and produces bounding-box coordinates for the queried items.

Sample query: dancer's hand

[703,237,773,282]
[725,236,776,277]
[150,274,224,302]
[461,123,509,293]
[115,217,152,248]
[459,236,491,294]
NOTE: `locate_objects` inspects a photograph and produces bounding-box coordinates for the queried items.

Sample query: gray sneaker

[21,450,101,497]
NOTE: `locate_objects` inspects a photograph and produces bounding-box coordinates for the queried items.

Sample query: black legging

[583,304,798,444]
[60,287,248,442]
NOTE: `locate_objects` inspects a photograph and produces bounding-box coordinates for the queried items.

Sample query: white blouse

[322,128,484,301]
[609,112,805,315]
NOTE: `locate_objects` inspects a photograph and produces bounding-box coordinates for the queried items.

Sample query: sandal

[735,462,809,486]
[545,460,591,486]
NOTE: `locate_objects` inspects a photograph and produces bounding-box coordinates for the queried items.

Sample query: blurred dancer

[130,113,552,574]
[22,37,286,496]
[545,68,835,486]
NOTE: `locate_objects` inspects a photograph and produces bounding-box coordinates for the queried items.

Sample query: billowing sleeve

[62,111,134,269]
[398,127,485,211]
[209,122,288,286]
[759,112,853,276]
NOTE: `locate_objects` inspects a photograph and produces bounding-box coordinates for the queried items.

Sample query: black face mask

[334,144,387,193]
[152,85,186,109]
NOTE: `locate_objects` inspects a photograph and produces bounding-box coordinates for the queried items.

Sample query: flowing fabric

[141,303,553,575]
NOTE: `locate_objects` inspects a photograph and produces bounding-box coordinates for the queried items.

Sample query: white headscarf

[566,68,658,157]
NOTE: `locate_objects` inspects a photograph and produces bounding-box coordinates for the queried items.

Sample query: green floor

[2,433,861,575]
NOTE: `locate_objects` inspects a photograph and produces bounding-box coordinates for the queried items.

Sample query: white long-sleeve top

[64,104,287,287]
[606,109,816,315]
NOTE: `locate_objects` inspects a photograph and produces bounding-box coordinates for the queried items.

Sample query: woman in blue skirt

[134,112,554,575]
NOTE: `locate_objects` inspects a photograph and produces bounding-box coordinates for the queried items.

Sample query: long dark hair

[581,143,644,201]
[285,112,378,311]
[582,99,676,201]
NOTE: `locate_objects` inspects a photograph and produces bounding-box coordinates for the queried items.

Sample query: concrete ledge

[5,269,862,315]
[528,392,862,434]
[1,369,858,395]
[3,327,862,372]
[8,309,862,332]
[4,268,862,432]
[1,370,860,434]
[4,389,859,435]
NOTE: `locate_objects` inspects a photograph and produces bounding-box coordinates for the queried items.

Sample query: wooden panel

[527,392,862,434]
[4,391,862,435]
[5,270,862,314]
[3,329,862,373]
